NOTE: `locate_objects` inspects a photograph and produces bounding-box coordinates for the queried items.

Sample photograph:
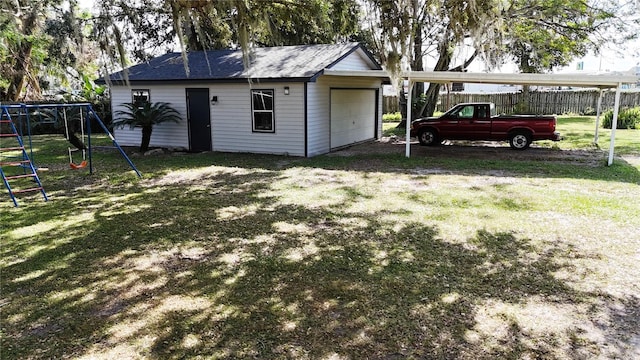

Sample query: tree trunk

[140,126,153,152]
[419,46,478,117]
[396,6,424,129]
[66,132,87,150]
[422,83,442,118]
[6,10,39,101]
[517,50,536,114]
[420,35,453,118]
[7,45,32,101]
[396,87,408,128]
[412,7,424,108]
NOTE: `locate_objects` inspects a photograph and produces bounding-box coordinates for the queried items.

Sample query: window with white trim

[132,89,150,108]
[251,89,274,132]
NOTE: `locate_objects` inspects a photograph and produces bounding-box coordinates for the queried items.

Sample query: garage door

[330,89,376,149]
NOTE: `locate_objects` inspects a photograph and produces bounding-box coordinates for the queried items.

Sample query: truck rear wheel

[509,131,532,150]
[418,128,439,146]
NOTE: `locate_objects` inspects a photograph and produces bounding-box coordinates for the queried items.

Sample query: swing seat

[69,160,87,169]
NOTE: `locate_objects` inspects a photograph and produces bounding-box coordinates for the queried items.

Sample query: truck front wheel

[418,128,439,146]
[509,131,532,150]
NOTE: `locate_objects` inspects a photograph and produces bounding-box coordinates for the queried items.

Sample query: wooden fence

[383,90,640,115]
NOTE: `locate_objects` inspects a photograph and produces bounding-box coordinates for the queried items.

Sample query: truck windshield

[490,103,497,117]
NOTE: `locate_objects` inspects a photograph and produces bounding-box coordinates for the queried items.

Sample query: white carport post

[594,89,604,144]
[405,78,414,158]
[607,83,622,166]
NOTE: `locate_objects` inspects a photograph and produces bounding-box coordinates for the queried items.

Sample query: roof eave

[102,77,315,86]
[322,69,639,88]
[403,71,639,88]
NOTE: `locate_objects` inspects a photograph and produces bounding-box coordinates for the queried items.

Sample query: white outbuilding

[99,43,385,157]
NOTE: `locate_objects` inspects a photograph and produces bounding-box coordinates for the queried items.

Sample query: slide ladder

[0,107,48,207]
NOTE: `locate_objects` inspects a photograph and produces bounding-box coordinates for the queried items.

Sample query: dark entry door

[186,88,211,151]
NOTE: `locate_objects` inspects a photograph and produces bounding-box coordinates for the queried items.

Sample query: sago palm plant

[113,102,182,152]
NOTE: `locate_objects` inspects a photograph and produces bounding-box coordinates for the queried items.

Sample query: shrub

[383,112,402,122]
[602,107,640,129]
[113,102,181,152]
[582,107,597,116]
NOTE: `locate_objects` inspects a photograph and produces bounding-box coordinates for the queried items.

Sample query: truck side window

[458,105,474,118]
[476,105,487,118]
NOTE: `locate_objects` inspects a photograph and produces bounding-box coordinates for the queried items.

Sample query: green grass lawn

[1,120,639,359]
[553,116,640,154]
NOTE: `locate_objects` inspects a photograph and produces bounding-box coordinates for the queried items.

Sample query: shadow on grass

[125,144,640,185]
[9,135,640,195]
[2,166,638,359]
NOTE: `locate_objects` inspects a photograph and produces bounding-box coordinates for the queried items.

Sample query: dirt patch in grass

[622,155,640,167]
[333,137,607,167]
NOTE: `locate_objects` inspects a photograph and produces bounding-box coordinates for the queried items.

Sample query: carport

[324,69,638,165]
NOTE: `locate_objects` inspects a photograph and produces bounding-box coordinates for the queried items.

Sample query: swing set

[1,102,141,205]
[62,107,88,169]
[5,103,140,176]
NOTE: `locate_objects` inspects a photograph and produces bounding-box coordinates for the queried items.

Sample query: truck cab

[443,103,497,119]
[431,103,497,140]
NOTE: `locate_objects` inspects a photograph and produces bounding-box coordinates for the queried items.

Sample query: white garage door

[330,89,376,149]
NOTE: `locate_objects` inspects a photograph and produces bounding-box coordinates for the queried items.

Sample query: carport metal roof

[323,69,639,165]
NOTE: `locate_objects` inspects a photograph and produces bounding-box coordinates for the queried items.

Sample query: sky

[561,39,640,74]
[462,40,640,75]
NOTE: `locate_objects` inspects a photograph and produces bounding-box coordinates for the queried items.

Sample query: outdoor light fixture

[211,96,218,105]
[284,86,290,95]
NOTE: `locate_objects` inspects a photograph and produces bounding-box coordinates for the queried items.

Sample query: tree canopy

[1,0,637,102]
[360,0,638,118]
[0,0,97,101]
[501,0,627,73]
[91,0,361,74]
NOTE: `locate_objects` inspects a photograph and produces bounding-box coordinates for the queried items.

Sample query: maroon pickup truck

[410,102,561,149]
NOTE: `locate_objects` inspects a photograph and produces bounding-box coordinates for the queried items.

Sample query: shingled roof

[100,43,381,84]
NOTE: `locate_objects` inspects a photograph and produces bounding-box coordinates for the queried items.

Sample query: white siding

[329,49,376,71]
[307,76,382,156]
[111,85,189,149]
[211,82,305,156]
[111,83,304,155]
[109,74,382,157]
